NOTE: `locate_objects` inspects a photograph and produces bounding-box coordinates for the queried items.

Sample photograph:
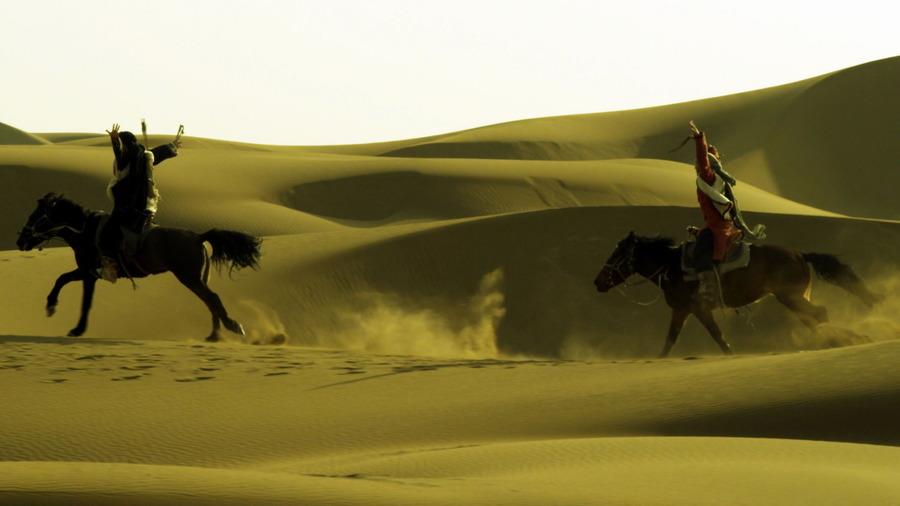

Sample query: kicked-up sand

[0,56,898,504]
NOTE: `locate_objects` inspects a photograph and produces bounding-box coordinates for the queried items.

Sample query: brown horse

[16,193,261,342]
[594,231,881,357]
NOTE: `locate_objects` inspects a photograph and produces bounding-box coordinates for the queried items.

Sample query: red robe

[694,133,738,261]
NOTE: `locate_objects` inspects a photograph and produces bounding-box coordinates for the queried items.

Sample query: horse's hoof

[205,334,220,343]
[224,320,245,336]
[67,328,84,337]
[46,305,57,317]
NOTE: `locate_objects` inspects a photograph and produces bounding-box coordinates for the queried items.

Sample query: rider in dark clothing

[98,123,180,281]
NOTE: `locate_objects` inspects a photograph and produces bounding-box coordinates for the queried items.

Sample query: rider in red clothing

[689,121,740,309]
[690,121,740,262]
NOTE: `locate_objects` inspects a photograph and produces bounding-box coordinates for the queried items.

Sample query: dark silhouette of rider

[98,123,180,281]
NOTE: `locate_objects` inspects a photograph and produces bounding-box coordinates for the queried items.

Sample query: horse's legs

[46,269,84,317]
[67,276,96,337]
[173,270,243,342]
[201,246,211,286]
[660,308,689,358]
[199,250,221,339]
[694,308,733,355]
[776,293,828,329]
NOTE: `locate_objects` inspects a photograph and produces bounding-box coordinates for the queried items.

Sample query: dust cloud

[238,299,289,345]
[793,268,900,349]
[328,269,505,358]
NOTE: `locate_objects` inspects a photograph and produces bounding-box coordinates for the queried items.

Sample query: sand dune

[3,438,900,505]
[374,57,900,220]
[0,123,48,145]
[1,57,899,504]
[1,338,900,504]
[0,143,849,251]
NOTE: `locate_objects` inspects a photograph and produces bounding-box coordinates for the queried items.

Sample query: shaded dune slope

[0,145,841,249]
[284,159,838,225]
[0,122,48,145]
[257,206,898,357]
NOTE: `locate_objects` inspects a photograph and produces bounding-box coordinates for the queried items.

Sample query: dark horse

[594,231,881,357]
[16,193,261,342]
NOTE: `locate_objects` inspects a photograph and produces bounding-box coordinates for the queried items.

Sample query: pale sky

[1,0,897,145]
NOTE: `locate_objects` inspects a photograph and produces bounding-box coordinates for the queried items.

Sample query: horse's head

[594,231,638,293]
[16,193,68,251]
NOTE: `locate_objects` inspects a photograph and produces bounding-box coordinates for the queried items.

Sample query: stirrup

[99,257,118,283]
[696,270,721,308]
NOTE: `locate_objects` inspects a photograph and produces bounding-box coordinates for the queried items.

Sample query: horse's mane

[635,234,677,251]
[45,193,89,218]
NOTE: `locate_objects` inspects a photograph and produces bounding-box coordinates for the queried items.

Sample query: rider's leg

[97,214,121,282]
[695,228,720,308]
[695,228,714,270]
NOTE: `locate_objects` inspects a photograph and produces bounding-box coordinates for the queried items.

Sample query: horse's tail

[200,229,261,274]
[802,252,882,308]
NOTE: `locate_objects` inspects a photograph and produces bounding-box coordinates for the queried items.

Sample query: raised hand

[173,124,184,148]
[689,120,701,137]
[105,123,121,139]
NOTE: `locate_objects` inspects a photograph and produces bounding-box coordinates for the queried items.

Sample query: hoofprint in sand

[1,336,900,505]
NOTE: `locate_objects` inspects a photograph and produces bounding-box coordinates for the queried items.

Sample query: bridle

[20,205,86,249]
[602,243,667,306]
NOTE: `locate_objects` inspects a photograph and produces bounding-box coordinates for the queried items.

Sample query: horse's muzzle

[16,233,32,252]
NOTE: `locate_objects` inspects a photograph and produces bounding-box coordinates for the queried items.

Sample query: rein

[668,135,694,153]
[22,210,88,249]
[605,253,668,307]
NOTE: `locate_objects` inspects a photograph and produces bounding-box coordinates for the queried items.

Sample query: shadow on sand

[0,335,143,346]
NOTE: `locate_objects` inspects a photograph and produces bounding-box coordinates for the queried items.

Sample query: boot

[696,270,721,309]
[98,256,118,283]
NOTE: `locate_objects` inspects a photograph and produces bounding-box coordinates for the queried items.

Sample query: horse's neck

[57,226,82,247]
[637,247,677,280]
[57,210,93,246]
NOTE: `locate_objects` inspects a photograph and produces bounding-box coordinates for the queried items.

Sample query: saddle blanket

[681,240,751,281]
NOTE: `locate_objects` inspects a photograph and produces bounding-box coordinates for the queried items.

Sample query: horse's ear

[627,230,635,239]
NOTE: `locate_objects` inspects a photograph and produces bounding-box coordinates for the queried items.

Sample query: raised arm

[105,123,126,170]
[150,141,179,166]
[150,126,183,166]
[689,121,715,184]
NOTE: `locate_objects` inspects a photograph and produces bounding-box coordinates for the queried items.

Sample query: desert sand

[0,56,898,504]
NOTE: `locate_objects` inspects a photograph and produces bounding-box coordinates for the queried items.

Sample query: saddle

[94,213,155,278]
[681,239,751,281]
